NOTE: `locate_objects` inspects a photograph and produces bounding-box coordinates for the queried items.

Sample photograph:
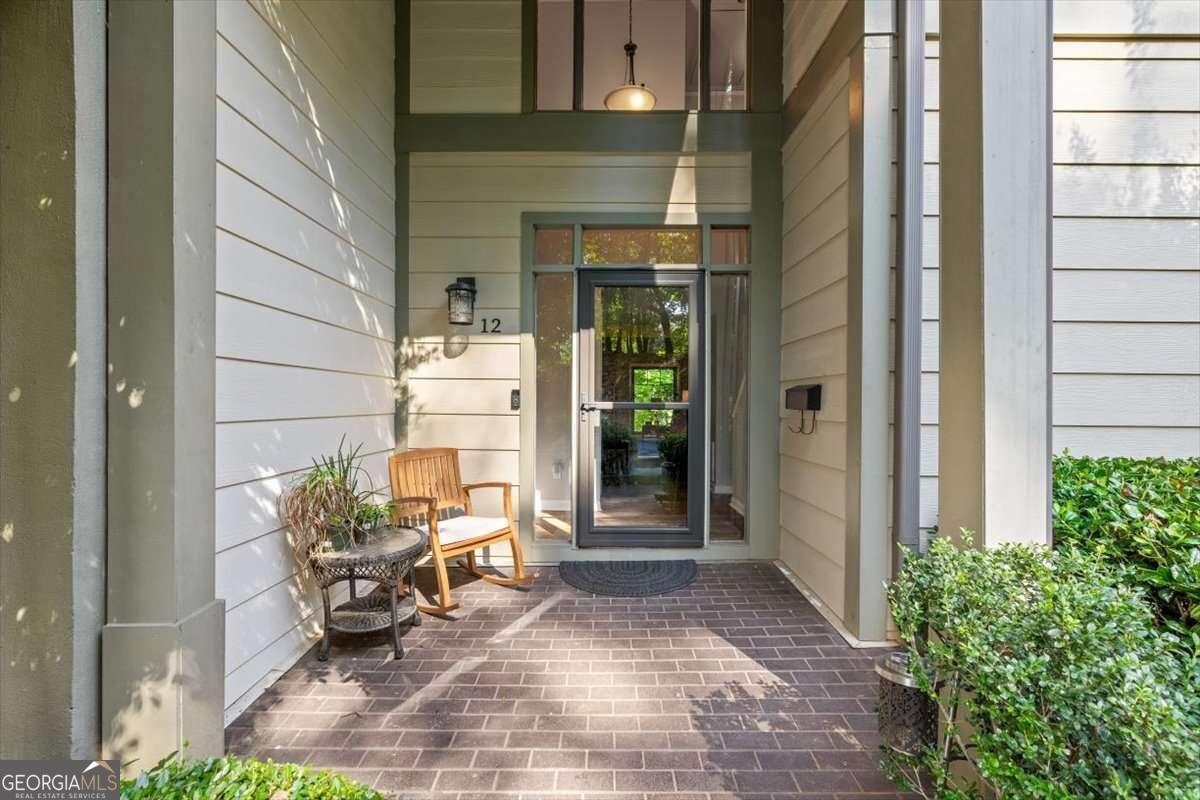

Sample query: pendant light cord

[624,0,637,85]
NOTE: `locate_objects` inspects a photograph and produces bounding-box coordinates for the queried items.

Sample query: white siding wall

[916,0,1200,532]
[778,0,1198,625]
[407,152,752,530]
[1049,13,1200,457]
[778,61,851,621]
[411,0,522,113]
[215,0,396,718]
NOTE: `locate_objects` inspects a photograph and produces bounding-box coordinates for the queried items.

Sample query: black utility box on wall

[785,383,822,412]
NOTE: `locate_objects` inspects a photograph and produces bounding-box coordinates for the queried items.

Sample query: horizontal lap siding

[1046,0,1198,476]
[407,151,752,532]
[778,55,851,623]
[918,3,1200,531]
[215,0,395,719]
[782,1,847,98]
[411,0,521,113]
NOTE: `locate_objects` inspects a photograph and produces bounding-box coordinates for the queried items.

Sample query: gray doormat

[559,560,698,597]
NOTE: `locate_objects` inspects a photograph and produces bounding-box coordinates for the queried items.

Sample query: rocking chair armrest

[391,495,438,520]
[462,481,511,495]
[462,482,513,520]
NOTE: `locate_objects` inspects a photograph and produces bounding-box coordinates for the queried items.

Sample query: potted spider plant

[280,438,394,569]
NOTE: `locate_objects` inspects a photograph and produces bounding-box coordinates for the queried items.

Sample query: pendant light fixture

[604,0,656,111]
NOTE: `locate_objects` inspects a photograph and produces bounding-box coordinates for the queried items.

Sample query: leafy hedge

[657,431,689,485]
[121,753,384,800]
[1053,455,1199,652]
[887,537,1200,800]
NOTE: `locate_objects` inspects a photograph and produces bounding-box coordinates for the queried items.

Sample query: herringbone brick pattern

[227,562,910,799]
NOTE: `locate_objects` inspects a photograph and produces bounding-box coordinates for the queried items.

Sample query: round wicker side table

[311,526,427,661]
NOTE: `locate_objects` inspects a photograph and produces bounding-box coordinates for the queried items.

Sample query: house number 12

[479,317,502,333]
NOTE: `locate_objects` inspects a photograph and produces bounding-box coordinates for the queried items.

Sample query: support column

[844,7,894,641]
[938,0,1052,547]
[103,0,224,765]
[748,0,783,561]
[0,0,106,759]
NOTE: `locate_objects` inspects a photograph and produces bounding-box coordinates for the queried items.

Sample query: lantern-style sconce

[445,277,477,325]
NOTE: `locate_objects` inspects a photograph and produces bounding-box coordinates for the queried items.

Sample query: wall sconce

[445,277,477,325]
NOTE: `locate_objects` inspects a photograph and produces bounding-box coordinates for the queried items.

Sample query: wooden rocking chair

[388,448,532,615]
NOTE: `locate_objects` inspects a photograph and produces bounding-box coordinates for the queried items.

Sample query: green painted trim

[699,0,711,112]
[780,0,862,141]
[518,216,538,551]
[748,148,783,562]
[394,4,410,450]
[698,212,756,228]
[397,111,779,153]
[748,0,783,112]
[572,0,584,109]
[575,268,707,549]
[394,153,409,450]
[521,0,537,113]
[523,211,753,231]
[572,222,584,264]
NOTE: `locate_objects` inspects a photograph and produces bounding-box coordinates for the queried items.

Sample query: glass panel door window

[576,270,704,548]
[533,273,575,541]
[709,272,748,541]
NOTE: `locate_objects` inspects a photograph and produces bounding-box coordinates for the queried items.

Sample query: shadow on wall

[239,0,395,305]
[104,649,189,765]
[1055,30,1199,216]
[213,337,451,717]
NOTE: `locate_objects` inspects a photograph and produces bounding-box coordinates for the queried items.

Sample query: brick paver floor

[227,562,910,799]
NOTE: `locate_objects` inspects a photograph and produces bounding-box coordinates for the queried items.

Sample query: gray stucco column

[938,0,1052,547]
[103,0,224,764]
[0,0,106,759]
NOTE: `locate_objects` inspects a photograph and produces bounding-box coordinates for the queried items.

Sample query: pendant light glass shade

[606,1,655,111]
[604,83,657,111]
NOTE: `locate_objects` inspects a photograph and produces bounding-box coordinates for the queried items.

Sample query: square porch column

[102,0,224,765]
[938,0,1052,547]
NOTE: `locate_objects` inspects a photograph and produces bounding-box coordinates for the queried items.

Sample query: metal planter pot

[876,651,937,755]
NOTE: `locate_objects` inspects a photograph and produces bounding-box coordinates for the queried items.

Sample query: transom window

[537,1,748,111]
[532,225,748,266]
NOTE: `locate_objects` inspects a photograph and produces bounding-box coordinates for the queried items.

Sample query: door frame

[575,268,706,548]
[518,212,757,564]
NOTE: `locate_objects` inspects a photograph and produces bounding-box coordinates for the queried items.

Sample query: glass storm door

[576,270,705,548]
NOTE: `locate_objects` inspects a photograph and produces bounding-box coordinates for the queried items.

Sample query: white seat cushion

[421,515,510,546]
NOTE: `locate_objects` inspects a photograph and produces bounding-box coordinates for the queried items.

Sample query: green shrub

[657,431,688,485]
[887,536,1200,800]
[1053,455,1200,652]
[600,417,632,449]
[657,431,687,466]
[121,753,384,800]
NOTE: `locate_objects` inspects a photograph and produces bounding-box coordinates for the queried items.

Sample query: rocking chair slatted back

[389,447,466,516]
